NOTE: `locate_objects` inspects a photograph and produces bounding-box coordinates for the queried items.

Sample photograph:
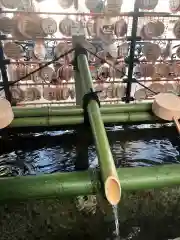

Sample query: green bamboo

[0,164,180,202]
[12,103,152,118]
[77,53,121,205]
[9,112,162,128]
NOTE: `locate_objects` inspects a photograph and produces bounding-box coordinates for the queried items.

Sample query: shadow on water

[0,124,180,239]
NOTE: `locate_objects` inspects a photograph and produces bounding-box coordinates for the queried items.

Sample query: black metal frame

[123,3,139,103]
[0,36,11,102]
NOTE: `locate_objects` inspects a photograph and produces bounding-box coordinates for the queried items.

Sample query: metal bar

[8,59,179,64]
[4,37,180,42]
[1,10,178,17]
[16,102,76,106]
[136,79,180,82]
[4,37,127,42]
[15,99,127,106]
[0,78,177,88]
[136,38,180,41]
[0,41,11,102]
[0,82,76,86]
[125,1,139,103]
[0,79,124,86]
[75,126,89,171]
[0,10,134,17]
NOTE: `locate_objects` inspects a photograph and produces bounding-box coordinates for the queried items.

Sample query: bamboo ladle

[0,99,14,129]
[152,93,180,133]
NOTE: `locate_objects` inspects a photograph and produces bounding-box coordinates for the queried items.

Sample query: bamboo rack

[7,103,162,128]
[12,103,152,117]
[8,112,161,128]
[76,53,121,205]
[0,0,179,206]
[0,164,179,202]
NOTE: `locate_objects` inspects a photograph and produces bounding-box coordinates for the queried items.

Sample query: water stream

[112,205,120,239]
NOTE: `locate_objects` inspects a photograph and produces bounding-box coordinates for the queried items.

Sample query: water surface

[0,123,179,176]
[0,124,180,240]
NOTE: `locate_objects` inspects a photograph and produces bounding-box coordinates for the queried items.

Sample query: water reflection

[122,139,179,166]
[0,124,179,176]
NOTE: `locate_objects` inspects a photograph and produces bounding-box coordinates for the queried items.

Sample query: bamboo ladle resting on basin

[0,99,14,129]
[152,93,180,133]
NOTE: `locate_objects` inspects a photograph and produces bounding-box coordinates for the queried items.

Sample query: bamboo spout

[105,176,121,205]
[77,51,121,205]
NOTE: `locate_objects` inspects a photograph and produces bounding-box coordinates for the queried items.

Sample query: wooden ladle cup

[0,99,14,129]
[152,93,180,133]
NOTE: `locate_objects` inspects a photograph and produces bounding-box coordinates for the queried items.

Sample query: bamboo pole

[12,103,152,118]
[77,53,121,205]
[0,164,180,202]
[8,112,162,128]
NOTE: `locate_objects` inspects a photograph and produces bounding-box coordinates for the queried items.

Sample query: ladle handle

[173,117,180,134]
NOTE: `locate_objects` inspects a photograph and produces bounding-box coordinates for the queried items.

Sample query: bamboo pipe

[8,112,162,128]
[77,54,121,206]
[0,164,180,202]
[12,103,152,118]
